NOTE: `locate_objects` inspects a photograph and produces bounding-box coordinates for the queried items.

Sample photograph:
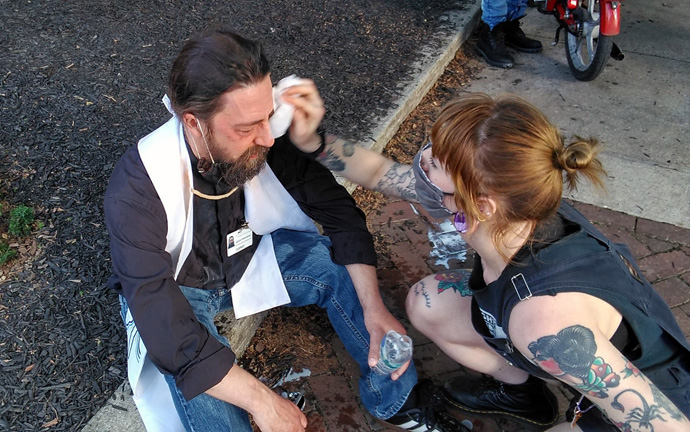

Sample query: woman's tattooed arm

[313,134,418,201]
[523,324,689,431]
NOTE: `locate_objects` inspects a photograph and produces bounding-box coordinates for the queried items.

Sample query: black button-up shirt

[104,134,376,400]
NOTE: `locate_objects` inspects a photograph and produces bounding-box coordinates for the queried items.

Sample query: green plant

[8,205,35,237]
[0,242,17,266]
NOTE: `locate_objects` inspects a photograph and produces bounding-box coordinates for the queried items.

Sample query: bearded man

[104,29,466,432]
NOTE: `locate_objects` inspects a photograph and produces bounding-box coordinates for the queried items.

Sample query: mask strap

[195,118,216,165]
[185,116,237,200]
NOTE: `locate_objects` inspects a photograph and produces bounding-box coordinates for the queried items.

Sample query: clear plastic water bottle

[372,330,413,375]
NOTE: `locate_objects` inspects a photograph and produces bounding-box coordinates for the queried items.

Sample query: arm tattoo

[375,163,418,202]
[342,140,356,157]
[320,147,346,172]
[528,325,621,398]
[315,134,346,171]
[529,325,688,430]
[650,385,684,421]
[609,365,688,430]
[620,357,641,379]
[611,386,683,431]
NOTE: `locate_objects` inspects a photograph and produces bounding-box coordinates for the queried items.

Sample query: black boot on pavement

[475,22,514,68]
[385,379,473,432]
[503,19,543,53]
[442,374,559,429]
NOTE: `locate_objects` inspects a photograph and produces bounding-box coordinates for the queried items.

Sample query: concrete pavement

[82,0,690,429]
[459,0,690,229]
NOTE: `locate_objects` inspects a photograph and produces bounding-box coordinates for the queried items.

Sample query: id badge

[227,226,253,257]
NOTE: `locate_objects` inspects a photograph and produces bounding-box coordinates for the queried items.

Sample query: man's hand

[252,391,308,432]
[363,304,412,380]
[281,79,325,153]
[206,365,307,431]
[345,263,412,380]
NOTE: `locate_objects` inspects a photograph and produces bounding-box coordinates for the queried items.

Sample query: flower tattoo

[434,271,472,296]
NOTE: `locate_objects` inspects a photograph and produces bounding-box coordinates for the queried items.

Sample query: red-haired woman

[289,92,690,431]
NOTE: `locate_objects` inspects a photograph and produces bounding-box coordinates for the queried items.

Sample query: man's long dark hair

[167,29,270,121]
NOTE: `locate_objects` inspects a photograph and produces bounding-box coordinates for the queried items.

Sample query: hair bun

[557,137,606,191]
[557,137,595,170]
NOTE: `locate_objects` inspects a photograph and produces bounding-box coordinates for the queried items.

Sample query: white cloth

[269,75,306,138]
[125,94,316,430]
[124,308,184,431]
[232,166,318,318]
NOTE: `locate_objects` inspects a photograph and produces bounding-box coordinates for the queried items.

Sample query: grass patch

[8,205,35,237]
[0,242,17,266]
[0,203,39,268]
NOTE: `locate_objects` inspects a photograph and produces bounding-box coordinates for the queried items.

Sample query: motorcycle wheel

[564,1,614,81]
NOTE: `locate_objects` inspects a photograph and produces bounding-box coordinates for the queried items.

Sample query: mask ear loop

[185,118,203,161]
[195,118,216,165]
[187,117,238,200]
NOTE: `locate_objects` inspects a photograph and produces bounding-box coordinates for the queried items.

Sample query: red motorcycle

[536,0,625,81]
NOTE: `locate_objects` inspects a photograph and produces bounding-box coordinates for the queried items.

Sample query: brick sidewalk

[291,198,690,432]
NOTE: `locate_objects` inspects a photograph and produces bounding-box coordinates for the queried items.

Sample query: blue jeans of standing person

[482,0,527,29]
[121,229,417,432]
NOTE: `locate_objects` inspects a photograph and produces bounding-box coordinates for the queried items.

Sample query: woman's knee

[405,275,441,329]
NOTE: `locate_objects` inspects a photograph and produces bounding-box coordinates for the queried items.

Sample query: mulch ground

[0,0,475,430]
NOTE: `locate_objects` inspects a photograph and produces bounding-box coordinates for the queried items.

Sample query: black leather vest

[471,201,690,384]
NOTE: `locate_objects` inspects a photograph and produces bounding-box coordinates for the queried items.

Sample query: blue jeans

[482,0,527,29]
[122,229,417,431]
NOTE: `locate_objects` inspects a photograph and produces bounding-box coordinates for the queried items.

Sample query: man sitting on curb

[104,28,468,432]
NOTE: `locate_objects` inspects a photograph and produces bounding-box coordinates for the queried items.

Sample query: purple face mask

[412,142,453,219]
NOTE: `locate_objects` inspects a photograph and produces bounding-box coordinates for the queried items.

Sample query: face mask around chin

[412,142,453,219]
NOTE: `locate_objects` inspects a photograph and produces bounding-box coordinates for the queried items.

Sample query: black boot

[475,22,514,68]
[503,18,543,53]
[442,374,559,429]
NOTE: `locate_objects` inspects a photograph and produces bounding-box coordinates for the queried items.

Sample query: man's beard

[215,145,270,188]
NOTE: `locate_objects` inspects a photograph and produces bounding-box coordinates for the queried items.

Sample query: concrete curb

[341,4,482,193]
[363,7,481,156]
[81,3,482,430]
